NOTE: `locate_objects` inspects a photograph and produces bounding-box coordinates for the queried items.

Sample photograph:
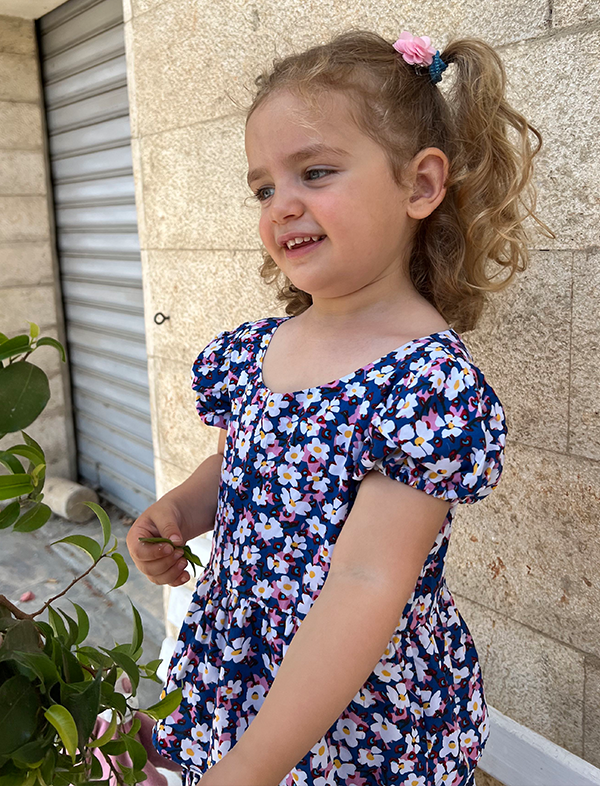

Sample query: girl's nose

[269,187,304,223]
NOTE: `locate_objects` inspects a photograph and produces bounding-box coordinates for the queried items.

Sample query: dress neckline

[258,315,462,398]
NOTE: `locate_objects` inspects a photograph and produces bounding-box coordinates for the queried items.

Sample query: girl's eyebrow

[247,143,348,186]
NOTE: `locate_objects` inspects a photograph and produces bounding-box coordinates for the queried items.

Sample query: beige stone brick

[0,284,58,330]
[0,150,46,196]
[553,0,600,27]
[154,456,194,498]
[473,771,503,786]
[0,196,50,242]
[139,116,258,250]
[461,251,572,454]
[446,441,600,655]
[570,249,600,460]
[129,0,548,137]
[0,54,39,102]
[584,655,600,767]
[500,30,600,249]
[454,593,585,757]
[0,15,35,56]
[144,249,277,364]
[153,355,215,471]
[0,242,54,287]
[0,101,42,149]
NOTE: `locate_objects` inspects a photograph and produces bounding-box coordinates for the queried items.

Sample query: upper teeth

[285,235,323,249]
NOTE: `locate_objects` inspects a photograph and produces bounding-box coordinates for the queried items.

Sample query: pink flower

[392,31,437,67]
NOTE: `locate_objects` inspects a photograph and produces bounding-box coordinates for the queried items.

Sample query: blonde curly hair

[245,30,554,334]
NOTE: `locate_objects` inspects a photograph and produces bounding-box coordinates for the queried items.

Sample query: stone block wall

[0,14,74,480]
[123,0,600,768]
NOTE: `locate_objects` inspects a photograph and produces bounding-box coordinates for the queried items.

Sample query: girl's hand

[125,496,191,586]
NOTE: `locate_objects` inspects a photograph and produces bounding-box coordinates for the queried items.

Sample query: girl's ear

[406,147,449,219]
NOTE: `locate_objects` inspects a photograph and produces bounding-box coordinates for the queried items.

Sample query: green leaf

[5,444,44,466]
[10,738,47,768]
[13,503,52,532]
[69,603,89,646]
[108,553,128,591]
[99,738,127,756]
[139,687,183,721]
[56,609,79,650]
[59,644,84,684]
[83,502,111,549]
[100,648,139,696]
[123,737,147,772]
[76,647,111,670]
[20,432,44,456]
[129,600,143,656]
[0,675,41,755]
[28,323,39,340]
[0,475,34,501]
[61,671,102,749]
[13,651,59,691]
[0,336,29,363]
[47,608,69,644]
[0,452,26,475]
[34,337,66,363]
[0,502,20,530]
[0,619,40,658]
[44,705,78,762]
[0,333,8,345]
[51,535,101,564]
[99,683,127,716]
[0,362,50,433]
[88,710,117,748]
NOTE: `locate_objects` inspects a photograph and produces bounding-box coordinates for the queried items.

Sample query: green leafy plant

[0,325,182,785]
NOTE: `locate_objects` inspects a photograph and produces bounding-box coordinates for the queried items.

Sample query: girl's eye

[251,168,335,202]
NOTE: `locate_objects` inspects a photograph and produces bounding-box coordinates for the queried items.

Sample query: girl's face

[245,89,416,302]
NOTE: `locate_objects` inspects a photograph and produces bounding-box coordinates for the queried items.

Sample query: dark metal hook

[153,312,170,325]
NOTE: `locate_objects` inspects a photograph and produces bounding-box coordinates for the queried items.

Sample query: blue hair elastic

[429,51,448,84]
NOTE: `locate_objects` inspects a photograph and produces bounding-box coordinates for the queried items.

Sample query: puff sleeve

[352,352,507,505]
[191,323,248,429]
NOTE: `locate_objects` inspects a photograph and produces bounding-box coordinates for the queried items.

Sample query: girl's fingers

[142,551,186,580]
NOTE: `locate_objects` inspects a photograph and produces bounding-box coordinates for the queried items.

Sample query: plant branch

[101,747,128,786]
[0,554,106,621]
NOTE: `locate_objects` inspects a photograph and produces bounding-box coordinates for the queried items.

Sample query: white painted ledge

[480,706,600,786]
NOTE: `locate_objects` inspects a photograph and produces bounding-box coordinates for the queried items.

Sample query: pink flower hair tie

[392,31,448,84]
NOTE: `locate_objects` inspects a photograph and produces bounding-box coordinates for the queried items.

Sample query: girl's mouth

[283,235,327,258]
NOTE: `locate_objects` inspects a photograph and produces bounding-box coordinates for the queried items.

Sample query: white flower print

[433,759,459,785]
[406,776,428,786]
[358,745,385,767]
[212,737,232,763]
[274,576,299,600]
[222,635,252,663]
[303,562,325,591]
[322,497,348,526]
[438,411,465,439]
[220,679,242,700]
[287,768,309,786]
[236,429,252,461]
[242,683,267,712]
[182,682,201,706]
[439,728,461,758]
[191,723,210,743]
[328,453,349,483]
[241,543,261,565]
[399,419,435,459]
[240,402,259,427]
[463,447,486,488]
[422,689,445,716]
[283,444,304,464]
[281,486,312,517]
[297,389,322,408]
[276,462,302,487]
[374,660,403,683]
[283,534,306,558]
[227,465,246,491]
[172,653,194,681]
[278,415,297,437]
[352,686,377,708]
[309,738,330,771]
[179,738,206,764]
[252,484,270,506]
[490,399,505,429]
[265,396,288,418]
[213,705,229,734]
[467,689,484,719]
[267,551,290,574]
[299,418,322,439]
[252,579,274,602]
[460,728,477,752]
[305,437,330,464]
[386,683,411,710]
[200,659,219,685]
[444,365,467,401]
[297,592,315,616]
[306,515,326,539]
[330,745,356,779]
[372,712,402,743]
[332,717,366,747]
[255,514,283,542]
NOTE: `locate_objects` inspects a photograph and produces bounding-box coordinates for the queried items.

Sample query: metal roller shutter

[38,0,155,516]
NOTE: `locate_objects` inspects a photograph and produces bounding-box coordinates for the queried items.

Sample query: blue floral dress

[152,315,507,786]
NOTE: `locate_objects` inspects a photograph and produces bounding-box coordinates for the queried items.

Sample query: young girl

[128,28,550,786]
